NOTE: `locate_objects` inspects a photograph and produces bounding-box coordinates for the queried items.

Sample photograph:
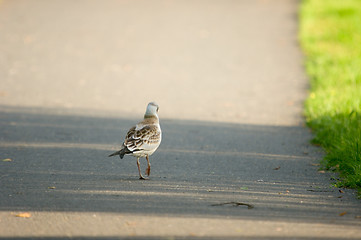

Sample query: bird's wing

[124,125,161,152]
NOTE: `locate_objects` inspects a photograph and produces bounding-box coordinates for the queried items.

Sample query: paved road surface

[1,0,361,239]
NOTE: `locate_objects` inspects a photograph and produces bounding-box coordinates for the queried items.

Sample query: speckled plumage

[108,102,162,179]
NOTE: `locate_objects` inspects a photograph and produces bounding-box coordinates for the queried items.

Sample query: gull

[108,102,162,180]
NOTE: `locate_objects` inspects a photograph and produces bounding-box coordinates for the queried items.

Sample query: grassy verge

[299,0,361,194]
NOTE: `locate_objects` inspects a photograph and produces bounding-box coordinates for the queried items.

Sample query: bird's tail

[108,148,127,159]
[108,150,121,157]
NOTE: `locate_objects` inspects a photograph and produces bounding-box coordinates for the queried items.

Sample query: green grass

[299,0,361,194]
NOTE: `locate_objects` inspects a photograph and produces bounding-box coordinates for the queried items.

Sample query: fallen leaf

[15,212,31,218]
[286,100,294,106]
[2,158,12,162]
[273,166,281,170]
[23,35,35,44]
[318,170,326,173]
[339,211,347,216]
[339,189,344,193]
[122,64,133,72]
[189,232,198,237]
[48,186,56,189]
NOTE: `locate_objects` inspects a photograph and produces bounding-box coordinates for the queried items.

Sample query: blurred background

[0,0,305,125]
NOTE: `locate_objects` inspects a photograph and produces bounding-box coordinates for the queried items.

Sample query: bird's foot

[139,175,149,180]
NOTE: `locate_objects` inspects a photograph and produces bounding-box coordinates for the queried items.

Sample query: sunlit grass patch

[300,0,361,194]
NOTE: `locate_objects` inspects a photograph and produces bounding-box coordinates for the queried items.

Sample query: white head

[144,102,159,118]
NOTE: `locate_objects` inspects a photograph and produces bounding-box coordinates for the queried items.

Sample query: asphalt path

[1,0,361,239]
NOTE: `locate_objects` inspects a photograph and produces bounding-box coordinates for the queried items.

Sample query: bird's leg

[145,155,151,176]
[136,158,146,180]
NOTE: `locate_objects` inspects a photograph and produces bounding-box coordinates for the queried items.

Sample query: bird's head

[144,102,159,118]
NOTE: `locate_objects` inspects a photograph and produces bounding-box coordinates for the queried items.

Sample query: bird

[108,102,162,180]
